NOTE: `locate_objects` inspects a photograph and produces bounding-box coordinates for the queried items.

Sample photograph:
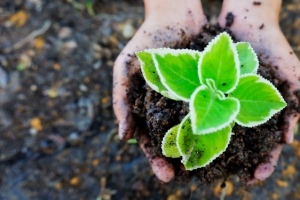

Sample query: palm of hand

[113,12,207,182]
[218,12,300,180]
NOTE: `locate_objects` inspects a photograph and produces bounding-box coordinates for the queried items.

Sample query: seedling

[136,32,286,170]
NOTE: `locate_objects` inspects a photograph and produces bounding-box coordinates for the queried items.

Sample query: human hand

[218,0,300,181]
[113,0,207,182]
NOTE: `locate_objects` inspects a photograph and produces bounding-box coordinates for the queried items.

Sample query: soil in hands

[131,24,286,184]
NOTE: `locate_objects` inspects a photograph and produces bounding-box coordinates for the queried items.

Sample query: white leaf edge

[235,42,259,75]
[198,32,240,94]
[234,74,287,127]
[161,124,181,158]
[136,50,180,100]
[151,48,202,102]
[177,114,232,170]
[190,85,240,135]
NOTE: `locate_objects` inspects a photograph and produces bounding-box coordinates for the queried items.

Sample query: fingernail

[118,121,131,141]
[150,157,175,182]
[254,145,282,180]
[254,163,274,180]
[285,127,294,144]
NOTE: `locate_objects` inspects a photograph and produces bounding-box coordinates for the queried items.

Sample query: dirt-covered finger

[254,144,282,180]
[113,54,137,141]
[279,88,300,144]
[137,133,175,182]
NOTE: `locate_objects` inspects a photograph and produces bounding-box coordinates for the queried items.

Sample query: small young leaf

[136,51,179,100]
[153,49,201,102]
[177,114,232,170]
[230,74,287,127]
[206,78,225,100]
[162,124,181,158]
[199,32,240,93]
[236,42,259,74]
[190,85,240,134]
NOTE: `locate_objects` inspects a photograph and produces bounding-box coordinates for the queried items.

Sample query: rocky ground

[0,0,300,199]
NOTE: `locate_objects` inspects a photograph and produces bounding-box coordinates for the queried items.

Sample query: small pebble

[30,85,38,91]
[92,43,102,52]
[276,179,288,187]
[70,176,80,186]
[29,127,38,136]
[62,40,78,54]
[58,27,73,39]
[19,54,32,68]
[30,117,43,131]
[122,21,135,39]
[0,56,8,67]
[0,67,8,88]
[79,84,88,92]
[93,60,102,70]
[53,63,61,70]
[68,132,79,141]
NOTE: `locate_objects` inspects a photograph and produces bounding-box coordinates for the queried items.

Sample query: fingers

[138,133,175,182]
[282,112,299,144]
[113,52,139,140]
[254,144,282,180]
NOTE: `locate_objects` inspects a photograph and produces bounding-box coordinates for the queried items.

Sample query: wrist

[219,0,281,29]
[144,0,205,22]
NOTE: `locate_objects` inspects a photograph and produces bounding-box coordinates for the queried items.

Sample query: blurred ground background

[0,0,300,199]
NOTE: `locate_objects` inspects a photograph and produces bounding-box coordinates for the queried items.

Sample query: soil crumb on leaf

[131,24,286,185]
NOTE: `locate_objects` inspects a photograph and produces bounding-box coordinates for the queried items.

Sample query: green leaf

[199,32,240,93]
[190,85,239,134]
[230,74,287,127]
[230,121,235,128]
[136,51,179,100]
[176,114,194,157]
[236,42,259,75]
[127,138,137,144]
[161,124,181,158]
[153,49,201,102]
[177,114,232,170]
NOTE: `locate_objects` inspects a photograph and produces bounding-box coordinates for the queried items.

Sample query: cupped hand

[113,0,207,182]
[218,0,300,181]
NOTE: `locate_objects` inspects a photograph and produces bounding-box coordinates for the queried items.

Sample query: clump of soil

[131,24,286,184]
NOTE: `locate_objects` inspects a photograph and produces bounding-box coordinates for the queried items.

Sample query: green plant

[136,32,286,170]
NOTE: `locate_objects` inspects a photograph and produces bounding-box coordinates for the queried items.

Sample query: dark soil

[253,2,262,6]
[132,24,286,184]
[225,12,234,27]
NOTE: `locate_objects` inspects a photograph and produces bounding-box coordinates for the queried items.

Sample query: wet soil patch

[131,24,288,184]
